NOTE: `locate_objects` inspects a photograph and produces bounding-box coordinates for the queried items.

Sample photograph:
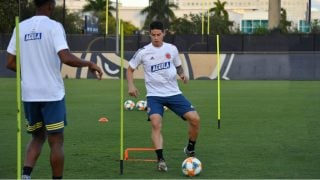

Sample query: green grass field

[1,78,320,179]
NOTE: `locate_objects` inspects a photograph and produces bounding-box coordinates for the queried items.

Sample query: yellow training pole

[118,0,121,35]
[106,0,108,35]
[207,9,210,35]
[120,22,124,174]
[15,16,22,179]
[216,34,221,129]
[201,0,204,35]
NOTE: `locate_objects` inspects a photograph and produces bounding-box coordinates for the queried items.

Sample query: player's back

[19,15,62,68]
[18,16,67,101]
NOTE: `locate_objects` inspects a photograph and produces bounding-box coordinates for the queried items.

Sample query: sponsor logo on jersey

[151,61,170,72]
[24,32,42,41]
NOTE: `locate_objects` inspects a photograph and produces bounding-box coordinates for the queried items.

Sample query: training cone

[99,117,109,123]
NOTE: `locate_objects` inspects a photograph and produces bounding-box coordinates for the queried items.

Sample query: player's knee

[48,132,64,147]
[32,128,47,143]
[151,121,162,131]
[191,116,200,127]
[186,112,200,126]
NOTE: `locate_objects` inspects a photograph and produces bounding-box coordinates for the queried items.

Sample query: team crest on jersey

[165,53,171,59]
[151,61,171,72]
[24,32,42,41]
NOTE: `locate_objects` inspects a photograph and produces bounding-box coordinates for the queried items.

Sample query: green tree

[83,0,115,16]
[0,0,83,34]
[253,26,269,35]
[140,0,178,31]
[209,0,233,34]
[210,0,228,20]
[279,8,291,33]
[53,7,83,34]
[170,14,197,34]
[0,0,19,33]
[122,21,139,35]
[189,13,206,34]
[311,19,320,33]
[96,12,138,35]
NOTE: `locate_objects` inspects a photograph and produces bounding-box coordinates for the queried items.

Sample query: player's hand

[128,85,139,97]
[180,74,188,84]
[89,62,103,80]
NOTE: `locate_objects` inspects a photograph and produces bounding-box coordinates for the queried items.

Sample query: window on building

[299,20,310,33]
[253,20,261,28]
[241,19,268,34]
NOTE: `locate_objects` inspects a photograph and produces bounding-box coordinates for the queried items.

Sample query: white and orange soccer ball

[181,157,202,177]
[135,100,147,111]
[124,100,135,110]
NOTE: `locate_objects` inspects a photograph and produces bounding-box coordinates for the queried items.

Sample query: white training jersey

[7,16,69,102]
[129,42,182,97]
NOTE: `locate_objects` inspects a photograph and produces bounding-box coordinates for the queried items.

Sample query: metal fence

[1,33,320,52]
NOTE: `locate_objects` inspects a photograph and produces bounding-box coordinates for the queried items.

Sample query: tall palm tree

[209,0,233,34]
[140,0,178,30]
[83,0,115,16]
[209,0,229,21]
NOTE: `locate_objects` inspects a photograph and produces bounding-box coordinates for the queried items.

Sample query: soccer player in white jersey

[6,0,102,179]
[126,21,200,172]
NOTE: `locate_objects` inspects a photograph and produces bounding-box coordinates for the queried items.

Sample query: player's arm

[176,65,188,84]
[126,66,139,97]
[58,49,102,80]
[6,53,16,72]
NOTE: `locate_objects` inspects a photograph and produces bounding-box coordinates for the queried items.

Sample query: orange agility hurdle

[124,148,157,162]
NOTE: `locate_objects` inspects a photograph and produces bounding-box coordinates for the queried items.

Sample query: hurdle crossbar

[124,148,156,162]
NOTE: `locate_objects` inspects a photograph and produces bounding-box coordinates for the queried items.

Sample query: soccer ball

[181,157,202,177]
[136,100,147,111]
[124,100,135,110]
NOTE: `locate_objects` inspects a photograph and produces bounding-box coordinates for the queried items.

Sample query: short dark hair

[150,21,164,31]
[34,0,54,7]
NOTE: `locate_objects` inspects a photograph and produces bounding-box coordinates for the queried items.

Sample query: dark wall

[1,33,320,52]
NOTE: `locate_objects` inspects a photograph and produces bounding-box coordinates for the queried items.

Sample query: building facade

[56,0,316,33]
[56,0,87,12]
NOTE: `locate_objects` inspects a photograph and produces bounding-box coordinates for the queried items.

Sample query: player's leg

[184,111,200,141]
[167,94,200,156]
[150,115,167,171]
[150,114,163,150]
[24,129,47,167]
[147,96,167,171]
[22,102,47,179]
[42,98,67,179]
[48,132,64,178]
[183,111,200,156]
[23,128,47,177]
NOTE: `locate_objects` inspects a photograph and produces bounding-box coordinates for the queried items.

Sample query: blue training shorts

[23,97,67,134]
[147,94,195,120]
